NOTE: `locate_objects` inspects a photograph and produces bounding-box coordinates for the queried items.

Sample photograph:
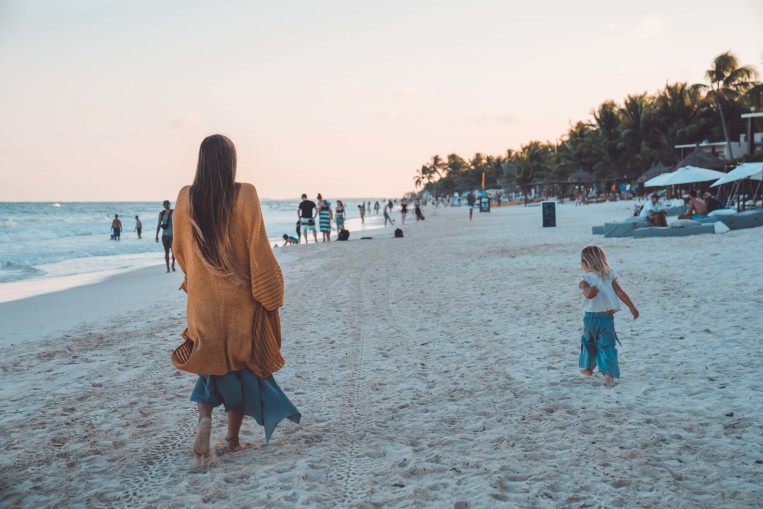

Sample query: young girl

[578,245,639,387]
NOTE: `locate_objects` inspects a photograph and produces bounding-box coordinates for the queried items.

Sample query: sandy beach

[1,201,761,508]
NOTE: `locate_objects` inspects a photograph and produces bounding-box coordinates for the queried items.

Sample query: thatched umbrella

[567,167,592,182]
[637,161,671,183]
[675,148,724,170]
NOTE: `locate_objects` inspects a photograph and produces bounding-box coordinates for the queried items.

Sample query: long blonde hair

[580,244,611,279]
[189,134,245,285]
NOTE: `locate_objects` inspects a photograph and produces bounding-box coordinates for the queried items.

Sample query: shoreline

[0,215,395,305]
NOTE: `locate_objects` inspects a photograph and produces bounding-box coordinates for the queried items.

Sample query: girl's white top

[579,268,621,313]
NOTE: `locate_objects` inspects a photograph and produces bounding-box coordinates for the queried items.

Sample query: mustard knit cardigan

[171,183,286,377]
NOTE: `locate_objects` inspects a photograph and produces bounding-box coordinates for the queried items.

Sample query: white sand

[1,201,761,508]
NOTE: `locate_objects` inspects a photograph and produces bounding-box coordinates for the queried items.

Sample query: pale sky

[0,0,761,201]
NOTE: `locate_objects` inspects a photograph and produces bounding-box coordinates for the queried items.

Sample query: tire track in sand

[323,257,378,505]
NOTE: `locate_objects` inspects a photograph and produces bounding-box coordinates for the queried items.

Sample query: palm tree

[557,121,601,177]
[617,93,656,176]
[697,51,758,159]
[651,82,712,165]
[412,165,429,189]
[427,155,445,180]
[511,141,554,205]
[469,153,488,189]
[592,100,622,178]
[442,153,469,191]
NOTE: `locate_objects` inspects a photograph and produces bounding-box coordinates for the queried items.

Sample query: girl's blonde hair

[580,244,611,279]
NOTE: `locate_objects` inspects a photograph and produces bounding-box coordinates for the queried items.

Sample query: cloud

[376,110,411,121]
[75,100,99,111]
[467,110,485,122]
[394,86,417,98]
[604,22,616,33]
[169,113,200,128]
[632,17,664,38]
[496,113,536,124]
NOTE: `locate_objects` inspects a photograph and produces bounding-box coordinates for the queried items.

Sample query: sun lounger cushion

[718,209,763,230]
[708,208,736,216]
[632,223,716,238]
[664,205,686,216]
[603,222,637,238]
[669,219,700,227]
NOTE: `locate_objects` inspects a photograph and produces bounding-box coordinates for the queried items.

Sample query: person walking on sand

[414,199,425,221]
[374,201,380,215]
[466,190,476,220]
[111,214,122,240]
[134,215,142,239]
[155,200,176,272]
[171,134,300,460]
[318,197,333,242]
[297,194,318,244]
[578,244,639,388]
[383,202,395,226]
[400,199,408,224]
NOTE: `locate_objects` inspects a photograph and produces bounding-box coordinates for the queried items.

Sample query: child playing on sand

[578,245,639,387]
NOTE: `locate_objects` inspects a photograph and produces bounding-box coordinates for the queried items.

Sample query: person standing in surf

[155,200,175,272]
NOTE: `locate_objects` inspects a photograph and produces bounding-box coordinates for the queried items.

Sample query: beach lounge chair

[718,209,763,230]
[601,216,650,238]
[632,220,716,238]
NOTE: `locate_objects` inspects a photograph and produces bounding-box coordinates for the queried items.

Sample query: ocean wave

[0,261,45,283]
[0,199,385,284]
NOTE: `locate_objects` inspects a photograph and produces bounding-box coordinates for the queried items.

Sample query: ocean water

[0,198,389,286]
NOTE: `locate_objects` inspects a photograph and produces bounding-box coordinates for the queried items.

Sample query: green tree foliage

[416,51,761,195]
[696,51,758,158]
[510,141,555,204]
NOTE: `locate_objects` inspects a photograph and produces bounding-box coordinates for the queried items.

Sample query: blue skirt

[190,369,301,443]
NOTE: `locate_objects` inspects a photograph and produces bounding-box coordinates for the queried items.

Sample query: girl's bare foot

[604,374,617,388]
[193,417,212,457]
[226,436,244,453]
[581,368,593,376]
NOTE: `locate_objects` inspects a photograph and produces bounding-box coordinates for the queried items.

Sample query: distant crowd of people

[291,195,426,244]
[637,190,725,226]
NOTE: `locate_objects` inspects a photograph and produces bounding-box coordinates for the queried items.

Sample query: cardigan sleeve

[242,184,284,311]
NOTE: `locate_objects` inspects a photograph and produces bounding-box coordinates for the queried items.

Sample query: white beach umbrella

[659,165,726,186]
[710,162,763,187]
[643,172,672,187]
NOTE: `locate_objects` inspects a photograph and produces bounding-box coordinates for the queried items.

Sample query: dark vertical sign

[542,201,556,227]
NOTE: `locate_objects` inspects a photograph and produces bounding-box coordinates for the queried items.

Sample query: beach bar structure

[675,111,763,161]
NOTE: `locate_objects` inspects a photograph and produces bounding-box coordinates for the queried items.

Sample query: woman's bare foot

[193,417,212,457]
[581,368,593,376]
[226,436,244,453]
[604,374,617,388]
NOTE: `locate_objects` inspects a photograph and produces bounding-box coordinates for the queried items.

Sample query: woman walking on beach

[400,199,408,224]
[318,197,333,242]
[171,134,300,459]
[578,245,639,387]
[414,199,425,221]
[335,200,346,231]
